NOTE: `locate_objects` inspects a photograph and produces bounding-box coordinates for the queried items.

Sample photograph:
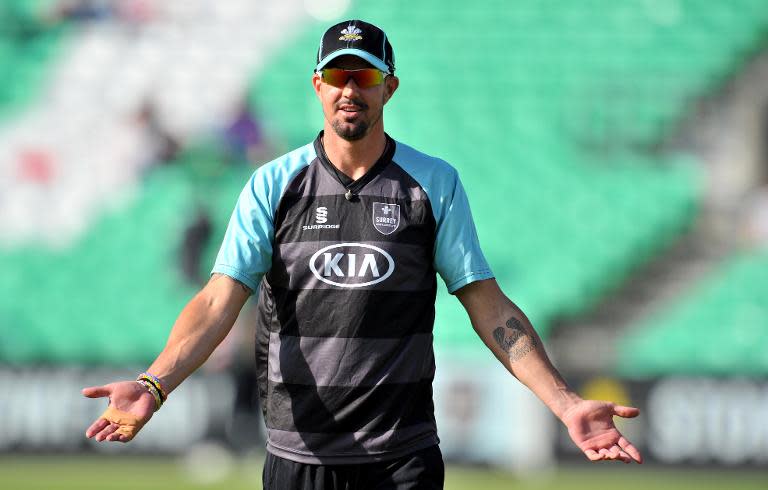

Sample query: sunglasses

[318,68,387,89]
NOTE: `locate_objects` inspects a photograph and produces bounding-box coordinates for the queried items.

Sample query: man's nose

[341,77,361,97]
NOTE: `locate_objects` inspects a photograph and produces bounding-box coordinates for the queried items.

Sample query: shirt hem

[265,434,440,465]
[210,264,259,293]
[446,270,494,294]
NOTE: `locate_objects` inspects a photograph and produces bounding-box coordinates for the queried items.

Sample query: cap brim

[316,49,390,74]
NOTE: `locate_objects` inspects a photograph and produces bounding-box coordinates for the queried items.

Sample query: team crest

[373,202,400,235]
[339,25,363,41]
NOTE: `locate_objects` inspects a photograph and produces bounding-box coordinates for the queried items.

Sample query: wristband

[137,372,168,402]
[136,379,162,411]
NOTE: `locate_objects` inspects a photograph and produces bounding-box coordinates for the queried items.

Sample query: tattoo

[210,273,252,294]
[492,316,538,363]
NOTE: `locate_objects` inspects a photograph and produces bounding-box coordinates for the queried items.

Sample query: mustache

[336,99,369,110]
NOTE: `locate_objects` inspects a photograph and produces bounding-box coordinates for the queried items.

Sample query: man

[83,19,642,489]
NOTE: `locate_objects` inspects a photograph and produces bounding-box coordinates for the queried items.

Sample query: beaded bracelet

[136,379,162,411]
[137,372,168,402]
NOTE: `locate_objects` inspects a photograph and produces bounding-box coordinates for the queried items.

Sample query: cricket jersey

[212,131,493,464]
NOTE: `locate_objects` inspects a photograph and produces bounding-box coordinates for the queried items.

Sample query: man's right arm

[82,273,251,442]
[145,273,251,394]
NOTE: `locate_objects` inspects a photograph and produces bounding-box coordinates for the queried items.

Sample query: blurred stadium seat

[617,248,768,376]
[0,0,67,118]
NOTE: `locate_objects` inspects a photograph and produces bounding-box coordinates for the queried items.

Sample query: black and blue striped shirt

[212,132,493,463]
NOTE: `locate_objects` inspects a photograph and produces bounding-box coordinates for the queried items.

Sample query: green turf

[1,456,767,490]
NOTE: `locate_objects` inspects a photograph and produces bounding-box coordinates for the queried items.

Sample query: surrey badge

[373,202,400,235]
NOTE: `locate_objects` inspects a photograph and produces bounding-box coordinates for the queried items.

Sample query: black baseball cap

[315,20,395,74]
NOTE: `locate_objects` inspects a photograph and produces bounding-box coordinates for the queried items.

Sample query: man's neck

[322,126,387,181]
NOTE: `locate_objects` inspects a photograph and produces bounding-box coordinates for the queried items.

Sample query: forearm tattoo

[492,316,538,363]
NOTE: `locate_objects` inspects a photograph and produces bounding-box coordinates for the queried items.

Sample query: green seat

[617,249,768,376]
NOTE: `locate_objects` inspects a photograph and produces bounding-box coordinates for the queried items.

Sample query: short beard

[329,100,384,141]
[331,119,369,141]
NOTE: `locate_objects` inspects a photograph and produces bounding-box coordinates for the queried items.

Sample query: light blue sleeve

[211,143,315,293]
[393,142,494,293]
[432,167,494,293]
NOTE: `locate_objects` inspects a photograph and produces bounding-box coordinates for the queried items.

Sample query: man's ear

[312,72,323,98]
[383,75,399,105]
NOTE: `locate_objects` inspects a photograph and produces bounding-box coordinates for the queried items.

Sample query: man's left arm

[454,278,643,464]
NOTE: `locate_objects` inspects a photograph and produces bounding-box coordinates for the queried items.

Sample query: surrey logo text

[373,202,400,235]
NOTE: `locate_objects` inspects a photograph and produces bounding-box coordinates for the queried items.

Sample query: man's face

[312,55,399,141]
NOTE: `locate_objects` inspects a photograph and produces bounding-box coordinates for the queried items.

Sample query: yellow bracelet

[137,372,168,402]
[136,379,162,411]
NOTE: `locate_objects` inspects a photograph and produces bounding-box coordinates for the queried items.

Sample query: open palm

[83,381,156,442]
[561,399,643,463]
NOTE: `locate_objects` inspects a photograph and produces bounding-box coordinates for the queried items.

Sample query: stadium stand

[0,151,253,365]
[0,0,67,119]
[2,1,768,364]
[0,1,309,248]
[616,248,768,376]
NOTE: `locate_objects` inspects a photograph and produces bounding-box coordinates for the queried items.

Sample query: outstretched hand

[561,399,643,464]
[82,381,156,443]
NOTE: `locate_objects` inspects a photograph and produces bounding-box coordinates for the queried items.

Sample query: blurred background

[1,0,767,488]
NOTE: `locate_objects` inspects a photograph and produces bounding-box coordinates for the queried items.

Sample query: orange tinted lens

[321,69,385,88]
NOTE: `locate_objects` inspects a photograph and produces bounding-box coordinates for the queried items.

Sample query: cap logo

[339,25,363,41]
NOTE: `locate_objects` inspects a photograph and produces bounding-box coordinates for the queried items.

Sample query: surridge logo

[303,206,339,231]
[315,206,328,224]
[309,243,395,288]
[339,25,363,41]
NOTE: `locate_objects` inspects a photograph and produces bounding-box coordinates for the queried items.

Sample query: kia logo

[309,243,395,288]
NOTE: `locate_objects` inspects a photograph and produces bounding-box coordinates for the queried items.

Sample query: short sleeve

[210,142,315,293]
[211,172,275,293]
[433,170,494,293]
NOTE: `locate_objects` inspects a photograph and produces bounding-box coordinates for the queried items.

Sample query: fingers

[100,406,143,442]
[85,418,110,438]
[613,405,640,418]
[93,423,130,443]
[106,432,128,443]
[584,449,601,461]
[82,385,111,398]
[85,406,143,443]
[585,443,641,464]
[618,436,644,464]
[93,423,119,442]
[114,425,137,442]
[604,447,632,464]
[86,419,126,443]
[599,447,616,460]
[83,384,115,440]
[617,450,632,464]
[86,419,133,443]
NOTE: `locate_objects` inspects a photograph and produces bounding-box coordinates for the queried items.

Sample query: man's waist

[265,424,439,465]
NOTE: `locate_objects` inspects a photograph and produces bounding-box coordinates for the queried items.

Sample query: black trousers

[262,445,445,490]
